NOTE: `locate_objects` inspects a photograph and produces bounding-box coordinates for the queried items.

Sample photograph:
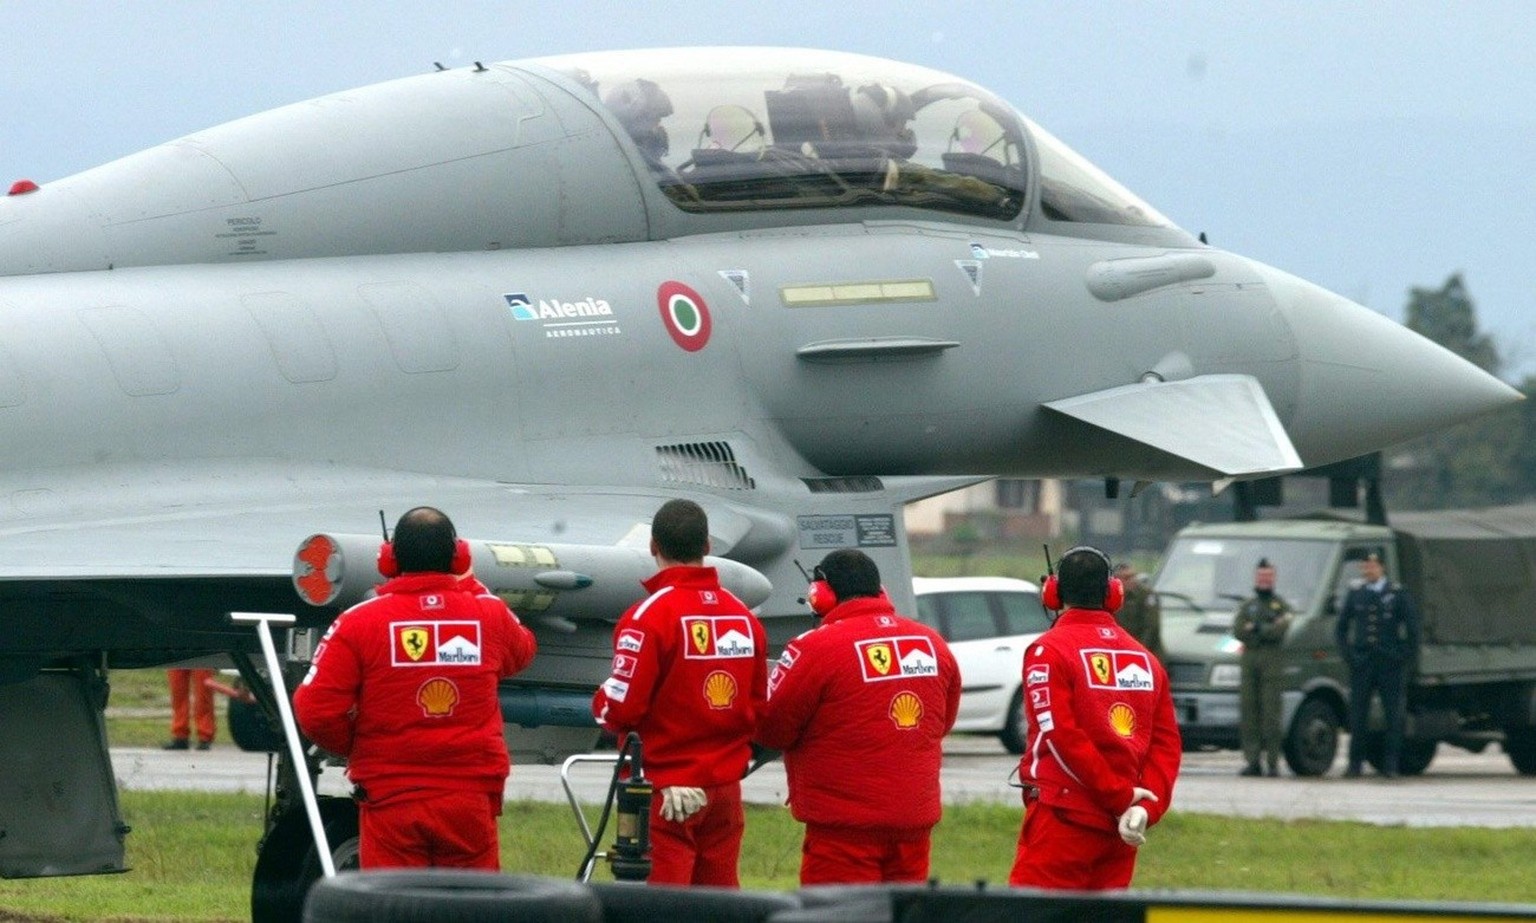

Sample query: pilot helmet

[603,78,674,161]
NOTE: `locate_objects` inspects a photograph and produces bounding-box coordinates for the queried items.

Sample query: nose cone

[1256,264,1522,466]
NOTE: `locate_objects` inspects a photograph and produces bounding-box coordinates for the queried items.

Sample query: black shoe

[1381,769,1399,779]
[162,738,190,751]
[195,740,212,751]
[1266,765,1280,778]
[1239,763,1262,777]
[1343,765,1362,778]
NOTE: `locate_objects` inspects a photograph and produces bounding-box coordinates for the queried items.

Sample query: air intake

[656,442,755,490]
[803,476,885,494]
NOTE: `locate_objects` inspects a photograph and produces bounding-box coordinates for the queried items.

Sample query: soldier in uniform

[1233,558,1293,777]
[1335,552,1420,778]
[1112,563,1164,663]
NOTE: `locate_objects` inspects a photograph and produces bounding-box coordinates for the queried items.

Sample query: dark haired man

[592,499,767,886]
[1336,551,1419,778]
[294,506,537,869]
[1010,546,1181,890]
[756,549,960,885]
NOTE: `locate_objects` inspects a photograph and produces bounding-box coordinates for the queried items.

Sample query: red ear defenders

[806,566,837,616]
[377,537,472,578]
[1041,546,1123,612]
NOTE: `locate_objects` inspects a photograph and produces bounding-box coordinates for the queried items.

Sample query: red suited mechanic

[294,507,537,870]
[756,549,961,885]
[1010,546,1181,890]
[592,499,767,886]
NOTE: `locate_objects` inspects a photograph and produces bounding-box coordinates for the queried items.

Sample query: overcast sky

[4,1,1532,376]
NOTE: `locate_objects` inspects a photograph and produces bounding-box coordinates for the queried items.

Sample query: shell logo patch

[856,636,938,683]
[1080,649,1155,691]
[681,616,755,659]
[658,280,712,352]
[390,621,482,667]
[889,691,923,729]
[417,677,460,717]
[703,670,739,709]
[1109,702,1136,738]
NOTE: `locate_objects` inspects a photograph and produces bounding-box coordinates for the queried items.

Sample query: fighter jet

[0,47,1517,915]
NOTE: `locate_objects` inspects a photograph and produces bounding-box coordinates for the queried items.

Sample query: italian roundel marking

[657,281,712,352]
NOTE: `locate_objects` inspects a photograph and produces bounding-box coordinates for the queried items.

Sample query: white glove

[1117,787,1158,847]
[658,786,708,823]
[1117,805,1149,846]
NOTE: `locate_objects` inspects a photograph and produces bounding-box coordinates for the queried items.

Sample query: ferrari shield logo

[1089,653,1112,685]
[865,642,894,676]
[690,621,711,655]
[399,626,430,662]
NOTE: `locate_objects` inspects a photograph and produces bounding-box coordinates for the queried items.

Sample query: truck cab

[1155,518,1384,775]
[1156,510,1536,777]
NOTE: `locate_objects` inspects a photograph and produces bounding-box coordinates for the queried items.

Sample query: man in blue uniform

[1335,552,1419,778]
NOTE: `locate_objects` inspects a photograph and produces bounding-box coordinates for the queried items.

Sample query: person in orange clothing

[1009,546,1182,890]
[592,499,768,886]
[756,549,961,885]
[164,668,216,750]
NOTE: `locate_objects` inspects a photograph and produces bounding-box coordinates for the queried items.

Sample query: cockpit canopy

[532,48,1171,229]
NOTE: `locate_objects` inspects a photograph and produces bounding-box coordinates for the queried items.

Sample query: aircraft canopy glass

[1026,118,1173,228]
[531,49,1029,222]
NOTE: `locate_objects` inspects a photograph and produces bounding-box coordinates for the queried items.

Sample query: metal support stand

[232,612,334,878]
[562,753,619,882]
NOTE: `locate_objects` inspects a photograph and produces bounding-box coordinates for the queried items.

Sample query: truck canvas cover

[1392,505,1536,646]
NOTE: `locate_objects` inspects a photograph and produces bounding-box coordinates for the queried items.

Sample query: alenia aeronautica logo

[504,292,622,339]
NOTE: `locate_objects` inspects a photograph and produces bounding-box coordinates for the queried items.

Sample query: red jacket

[294,572,537,799]
[756,596,961,832]
[1017,608,1181,830]
[591,566,767,788]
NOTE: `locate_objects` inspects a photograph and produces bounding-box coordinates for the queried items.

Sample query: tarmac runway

[112,734,1536,829]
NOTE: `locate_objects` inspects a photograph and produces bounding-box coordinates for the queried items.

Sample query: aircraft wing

[1043,374,1304,478]
[0,461,783,671]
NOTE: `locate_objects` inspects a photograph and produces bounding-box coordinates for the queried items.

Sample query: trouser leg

[1260,659,1285,769]
[1346,662,1374,770]
[1238,662,1260,766]
[167,669,191,740]
[191,668,217,743]
[1379,658,1407,774]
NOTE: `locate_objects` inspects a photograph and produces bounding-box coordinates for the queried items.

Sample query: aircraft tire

[587,880,800,922]
[252,796,360,923]
[227,695,284,752]
[997,688,1026,755]
[302,870,601,923]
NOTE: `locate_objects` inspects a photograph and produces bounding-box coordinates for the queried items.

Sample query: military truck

[1154,506,1536,776]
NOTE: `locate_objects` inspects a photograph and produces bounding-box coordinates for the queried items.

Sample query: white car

[912,576,1048,753]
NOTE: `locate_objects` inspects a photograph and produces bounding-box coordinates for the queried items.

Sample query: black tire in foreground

[588,880,800,923]
[304,871,602,923]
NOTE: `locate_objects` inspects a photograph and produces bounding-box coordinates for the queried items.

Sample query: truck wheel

[997,688,1026,754]
[1506,729,1536,775]
[1283,697,1339,777]
[1362,736,1436,776]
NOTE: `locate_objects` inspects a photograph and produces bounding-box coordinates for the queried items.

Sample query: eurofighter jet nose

[1259,264,1523,465]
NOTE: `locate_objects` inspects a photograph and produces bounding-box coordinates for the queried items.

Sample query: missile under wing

[0,47,1517,911]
